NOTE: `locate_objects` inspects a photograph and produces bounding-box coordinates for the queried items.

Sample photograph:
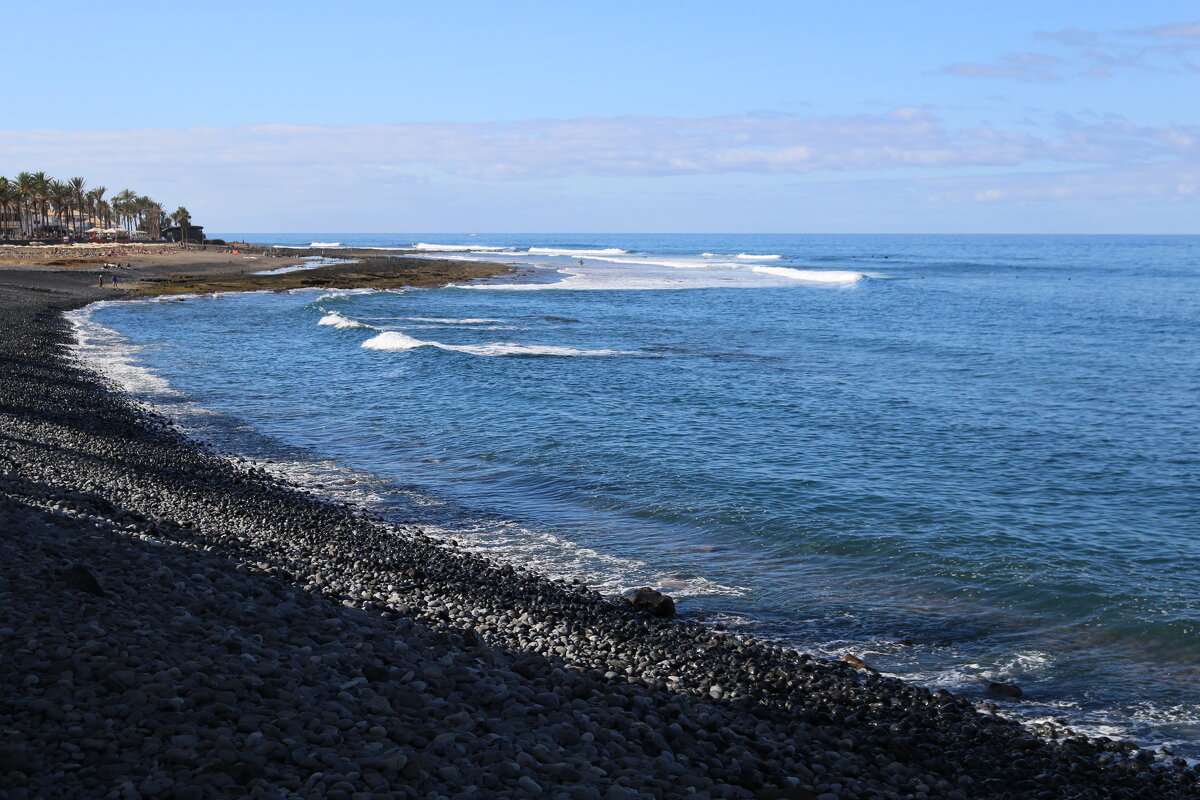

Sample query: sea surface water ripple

[78,233,1200,754]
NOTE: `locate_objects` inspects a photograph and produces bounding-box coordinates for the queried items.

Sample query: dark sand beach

[1,254,1197,799]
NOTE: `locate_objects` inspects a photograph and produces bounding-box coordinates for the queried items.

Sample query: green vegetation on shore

[0,172,192,240]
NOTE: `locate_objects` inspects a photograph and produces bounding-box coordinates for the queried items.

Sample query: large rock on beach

[60,563,105,596]
[629,586,676,617]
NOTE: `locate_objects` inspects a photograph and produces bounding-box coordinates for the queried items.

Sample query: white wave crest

[750,266,863,283]
[310,241,341,247]
[398,317,507,324]
[526,247,629,256]
[445,342,631,357]
[318,312,373,330]
[735,253,783,260]
[412,242,511,252]
[361,331,428,350]
[361,331,631,356]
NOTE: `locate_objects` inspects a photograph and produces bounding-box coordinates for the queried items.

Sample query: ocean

[70,233,1200,754]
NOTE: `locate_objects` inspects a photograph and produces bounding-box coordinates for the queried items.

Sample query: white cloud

[943,21,1200,81]
[3,111,1195,231]
[3,110,1193,187]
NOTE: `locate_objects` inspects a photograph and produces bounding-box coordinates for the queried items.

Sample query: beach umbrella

[85,227,105,234]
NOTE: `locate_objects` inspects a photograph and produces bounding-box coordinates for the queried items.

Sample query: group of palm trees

[0,171,193,242]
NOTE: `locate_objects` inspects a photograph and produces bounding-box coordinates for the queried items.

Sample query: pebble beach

[1,260,1198,800]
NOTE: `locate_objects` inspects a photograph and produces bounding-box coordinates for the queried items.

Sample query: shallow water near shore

[74,233,1200,754]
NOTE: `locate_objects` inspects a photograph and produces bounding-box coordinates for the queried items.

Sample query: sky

[3,1,1198,233]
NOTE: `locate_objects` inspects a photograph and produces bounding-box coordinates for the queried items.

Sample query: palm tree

[143,199,164,239]
[86,186,107,232]
[49,181,73,236]
[68,177,86,236]
[112,189,137,233]
[171,206,191,246]
[30,172,50,234]
[0,178,16,238]
[14,172,37,236]
[2,173,193,241]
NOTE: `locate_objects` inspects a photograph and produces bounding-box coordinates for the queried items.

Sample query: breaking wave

[749,266,863,283]
[527,247,629,257]
[412,243,512,252]
[317,312,374,330]
[361,331,632,357]
[398,317,507,324]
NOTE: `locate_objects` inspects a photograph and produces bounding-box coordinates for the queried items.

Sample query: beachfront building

[162,224,205,244]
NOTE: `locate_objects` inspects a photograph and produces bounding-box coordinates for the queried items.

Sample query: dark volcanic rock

[60,563,104,596]
[988,681,1025,699]
[630,586,676,617]
[842,653,878,673]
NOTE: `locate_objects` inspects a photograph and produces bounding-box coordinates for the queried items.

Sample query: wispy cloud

[919,162,1200,205]
[941,20,1200,81]
[1140,22,1200,39]
[939,53,1062,82]
[3,110,1194,231]
[3,110,1193,185]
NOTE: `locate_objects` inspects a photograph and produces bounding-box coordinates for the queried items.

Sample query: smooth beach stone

[60,564,105,596]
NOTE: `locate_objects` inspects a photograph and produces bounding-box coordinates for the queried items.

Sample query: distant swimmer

[579,259,585,266]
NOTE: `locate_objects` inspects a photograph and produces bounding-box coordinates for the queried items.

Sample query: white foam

[317,312,373,330]
[749,266,863,283]
[310,241,341,247]
[423,520,744,599]
[593,255,710,270]
[398,317,507,324]
[65,303,180,397]
[361,331,428,351]
[735,253,783,260]
[526,247,629,256]
[412,243,511,252]
[442,342,632,357]
[361,330,631,357]
[313,288,382,302]
[255,256,355,275]
[535,254,862,284]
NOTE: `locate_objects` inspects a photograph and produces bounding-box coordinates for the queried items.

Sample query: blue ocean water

[76,233,1200,753]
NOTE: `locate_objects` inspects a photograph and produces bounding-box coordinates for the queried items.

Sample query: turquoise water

[78,234,1200,752]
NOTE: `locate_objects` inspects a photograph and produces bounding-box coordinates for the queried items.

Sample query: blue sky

[4,1,1198,232]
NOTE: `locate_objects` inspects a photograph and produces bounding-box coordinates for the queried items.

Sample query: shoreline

[0,241,519,296]
[1,259,1198,798]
